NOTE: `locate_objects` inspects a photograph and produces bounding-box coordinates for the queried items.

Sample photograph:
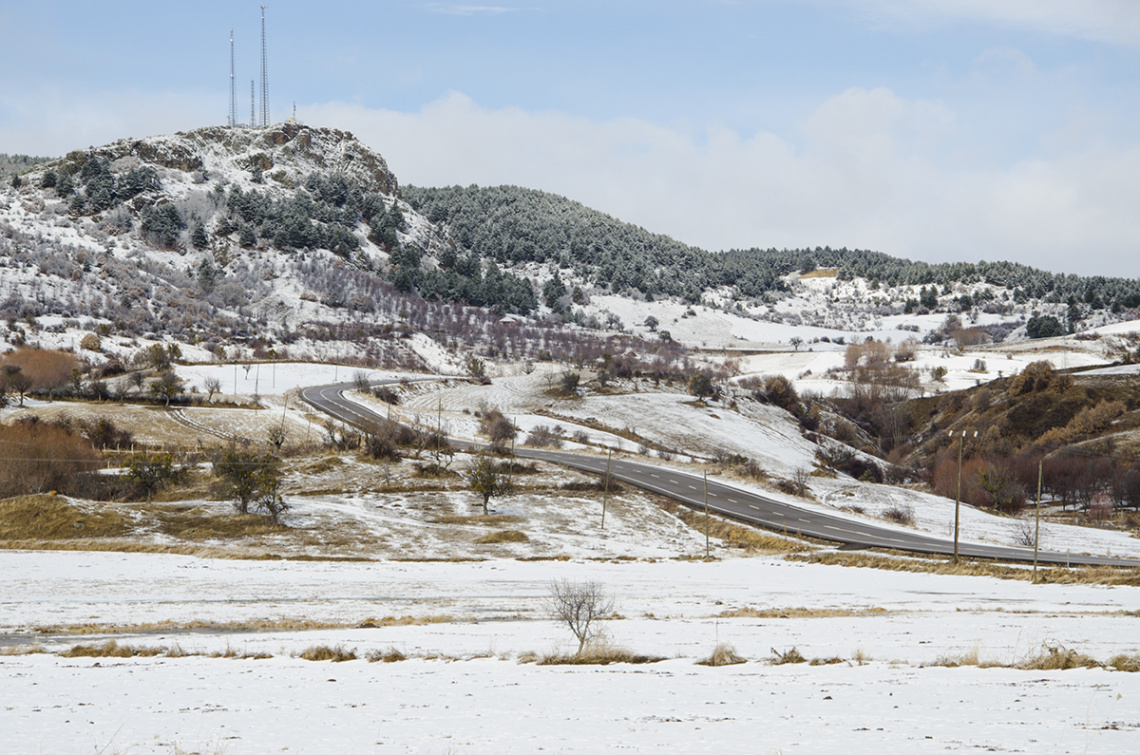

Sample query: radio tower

[228,29,236,128]
[259,5,270,127]
[250,81,256,128]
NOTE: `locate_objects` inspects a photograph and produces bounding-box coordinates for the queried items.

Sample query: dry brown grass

[696,642,747,666]
[1109,654,1140,672]
[299,456,345,474]
[298,644,358,662]
[60,640,165,658]
[718,606,889,620]
[0,494,131,540]
[671,507,813,554]
[476,529,529,544]
[429,514,522,527]
[929,646,1004,668]
[355,614,461,628]
[1019,643,1102,670]
[0,643,49,656]
[770,646,807,665]
[366,648,408,663]
[149,508,289,539]
[210,645,272,659]
[538,644,667,666]
[799,268,839,279]
[808,656,847,666]
[787,550,1140,585]
[33,615,460,635]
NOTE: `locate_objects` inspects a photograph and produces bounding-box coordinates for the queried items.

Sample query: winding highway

[301,380,1140,568]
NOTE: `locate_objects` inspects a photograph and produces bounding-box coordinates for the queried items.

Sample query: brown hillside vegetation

[0,418,100,497]
[0,348,79,392]
[903,361,1140,515]
[0,495,129,539]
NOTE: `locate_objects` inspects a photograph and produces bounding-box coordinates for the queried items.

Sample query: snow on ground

[3,552,1140,754]
[378,374,1140,559]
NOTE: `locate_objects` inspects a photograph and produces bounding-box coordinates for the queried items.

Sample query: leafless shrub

[770,646,807,665]
[882,504,914,526]
[548,579,614,656]
[1014,519,1037,547]
[525,424,565,448]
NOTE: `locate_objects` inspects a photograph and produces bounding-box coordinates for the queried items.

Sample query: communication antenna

[250,80,256,128]
[228,28,236,128]
[259,5,270,127]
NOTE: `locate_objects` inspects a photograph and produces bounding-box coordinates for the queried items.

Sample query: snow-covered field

[3,552,1140,754]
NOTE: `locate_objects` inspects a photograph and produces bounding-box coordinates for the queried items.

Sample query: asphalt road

[301,380,1140,568]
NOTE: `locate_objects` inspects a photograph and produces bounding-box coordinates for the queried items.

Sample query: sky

[2,1,1139,278]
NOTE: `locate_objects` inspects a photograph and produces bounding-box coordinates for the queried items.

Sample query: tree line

[404,184,1140,311]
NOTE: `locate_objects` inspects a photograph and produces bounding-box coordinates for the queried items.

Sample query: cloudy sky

[2,1,1139,277]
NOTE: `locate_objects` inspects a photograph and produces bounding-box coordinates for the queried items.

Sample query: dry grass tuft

[538,640,666,666]
[718,606,888,620]
[61,640,164,658]
[209,645,271,660]
[366,648,407,663]
[696,642,747,667]
[0,643,49,656]
[930,646,991,668]
[476,529,529,544]
[770,646,807,665]
[298,644,358,662]
[1019,643,1101,670]
[809,656,847,666]
[355,614,459,628]
[1109,654,1140,672]
[0,494,130,540]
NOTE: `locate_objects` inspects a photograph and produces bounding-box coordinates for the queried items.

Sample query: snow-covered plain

[3,552,1140,754]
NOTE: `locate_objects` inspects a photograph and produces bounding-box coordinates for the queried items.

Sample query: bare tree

[204,375,222,403]
[548,579,614,657]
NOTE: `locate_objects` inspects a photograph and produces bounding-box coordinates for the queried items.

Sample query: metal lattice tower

[259,5,270,127]
[228,28,236,128]
[250,81,256,128]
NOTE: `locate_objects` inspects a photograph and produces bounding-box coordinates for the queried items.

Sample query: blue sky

[2,1,1139,277]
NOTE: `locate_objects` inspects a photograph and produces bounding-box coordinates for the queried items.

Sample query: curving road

[302,380,1140,568]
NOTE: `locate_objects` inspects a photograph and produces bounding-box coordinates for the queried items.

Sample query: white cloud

[849,0,1140,48]
[0,87,220,155]
[307,90,1140,277]
[424,4,514,15]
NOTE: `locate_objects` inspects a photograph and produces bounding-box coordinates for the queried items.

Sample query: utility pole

[601,450,612,529]
[950,429,977,564]
[1033,458,1043,582]
[704,470,710,559]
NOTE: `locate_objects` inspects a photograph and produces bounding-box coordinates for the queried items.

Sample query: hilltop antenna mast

[228,28,236,127]
[250,80,256,128]
[259,5,270,127]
